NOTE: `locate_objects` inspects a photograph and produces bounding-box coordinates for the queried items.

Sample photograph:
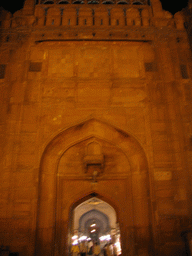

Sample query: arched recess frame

[68,193,118,242]
[35,118,153,256]
[79,209,110,233]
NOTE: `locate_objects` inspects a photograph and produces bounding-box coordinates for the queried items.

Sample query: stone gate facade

[0,0,192,255]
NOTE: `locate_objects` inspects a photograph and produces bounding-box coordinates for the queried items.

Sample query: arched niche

[69,195,120,248]
[70,193,119,227]
[36,118,152,256]
[79,209,110,234]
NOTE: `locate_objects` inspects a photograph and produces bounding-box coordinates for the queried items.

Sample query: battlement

[0,4,184,30]
[0,0,185,45]
[33,5,152,27]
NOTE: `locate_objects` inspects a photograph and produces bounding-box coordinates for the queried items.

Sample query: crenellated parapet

[0,1,192,256]
[0,0,185,29]
[0,0,186,46]
[32,5,152,27]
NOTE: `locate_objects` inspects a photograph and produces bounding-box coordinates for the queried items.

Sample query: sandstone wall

[0,2,192,255]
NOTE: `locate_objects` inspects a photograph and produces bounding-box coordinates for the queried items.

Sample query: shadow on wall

[0,225,36,256]
[0,246,19,256]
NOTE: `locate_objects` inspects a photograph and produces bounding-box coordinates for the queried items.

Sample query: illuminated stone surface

[0,0,192,255]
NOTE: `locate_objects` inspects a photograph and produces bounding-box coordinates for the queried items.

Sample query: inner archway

[70,196,122,255]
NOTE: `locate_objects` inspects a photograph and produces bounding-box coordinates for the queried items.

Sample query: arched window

[117,0,129,5]
[72,0,84,4]
[132,1,143,5]
[58,0,70,3]
[43,0,54,4]
[102,0,114,4]
[88,0,99,4]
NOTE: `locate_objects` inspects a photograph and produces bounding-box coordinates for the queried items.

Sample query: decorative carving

[83,141,104,181]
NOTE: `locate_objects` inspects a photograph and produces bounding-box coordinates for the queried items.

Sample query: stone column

[36,170,57,256]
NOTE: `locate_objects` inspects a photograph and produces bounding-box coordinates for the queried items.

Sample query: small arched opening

[69,194,122,255]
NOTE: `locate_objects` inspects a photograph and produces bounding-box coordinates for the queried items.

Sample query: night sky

[0,0,189,14]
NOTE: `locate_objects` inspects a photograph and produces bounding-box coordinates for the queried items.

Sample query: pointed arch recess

[79,209,110,233]
[36,119,151,256]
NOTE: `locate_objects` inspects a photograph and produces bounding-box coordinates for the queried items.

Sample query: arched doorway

[36,119,153,256]
[70,195,122,255]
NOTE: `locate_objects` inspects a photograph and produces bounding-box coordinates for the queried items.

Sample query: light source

[87,197,102,205]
